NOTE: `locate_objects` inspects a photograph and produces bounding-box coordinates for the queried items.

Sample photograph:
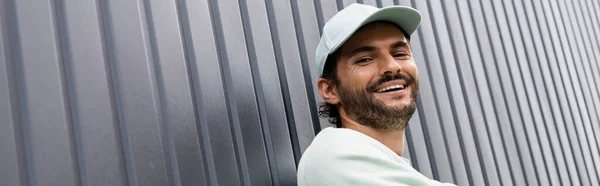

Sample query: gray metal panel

[427,0,483,185]
[265,0,317,157]
[11,0,80,185]
[101,0,170,185]
[339,0,357,8]
[499,1,553,185]
[292,0,329,131]
[532,1,580,185]
[405,111,434,178]
[561,0,600,184]
[241,0,296,184]
[179,0,241,185]
[59,0,127,185]
[144,0,208,185]
[578,0,600,119]
[485,0,541,185]
[578,0,600,166]
[440,1,498,185]
[455,0,515,185]
[2,0,600,185]
[473,0,529,184]
[211,0,272,185]
[524,0,577,185]
[537,0,588,185]
[546,0,596,185]
[505,0,559,185]
[411,0,456,183]
[403,14,434,178]
[0,2,23,185]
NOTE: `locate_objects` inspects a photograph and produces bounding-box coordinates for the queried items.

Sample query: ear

[317,78,340,105]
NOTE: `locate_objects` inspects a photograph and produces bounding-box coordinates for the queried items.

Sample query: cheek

[404,63,419,80]
[340,66,379,89]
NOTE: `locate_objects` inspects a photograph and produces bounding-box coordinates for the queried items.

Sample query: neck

[339,111,406,156]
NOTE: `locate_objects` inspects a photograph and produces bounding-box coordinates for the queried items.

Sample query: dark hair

[318,52,342,127]
[317,21,411,128]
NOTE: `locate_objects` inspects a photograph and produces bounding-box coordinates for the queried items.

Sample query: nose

[378,54,402,75]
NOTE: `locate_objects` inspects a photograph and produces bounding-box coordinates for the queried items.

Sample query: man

[297,3,457,186]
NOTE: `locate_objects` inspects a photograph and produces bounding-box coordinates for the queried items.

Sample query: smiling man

[297,4,457,186]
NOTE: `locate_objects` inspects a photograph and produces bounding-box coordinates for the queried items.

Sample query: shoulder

[297,128,419,185]
[298,128,392,163]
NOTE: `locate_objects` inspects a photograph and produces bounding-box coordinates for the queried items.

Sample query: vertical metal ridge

[375,0,383,7]
[521,0,575,184]
[442,0,496,184]
[498,0,550,184]
[586,0,600,97]
[96,0,138,185]
[140,0,180,185]
[511,1,558,183]
[465,0,515,184]
[545,0,592,184]
[589,0,600,43]
[415,101,439,180]
[490,2,539,182]
[534,0,582,184]
[289,0,322,137]
[587,0,600,121]
[579,0,600,112]
[172,0,213,185]
[173,0,214,185]
[336,0,344,10]
[50,0,84,185]
[506,0,556,184]
[264,0,302,166]
[463,0,516,184]
[578,0,600,123]
[578,0,600,161]
[404,126,419,170]
[1,0,28,185]
[5,0,36,185]
[206,0,250,184]
[411,0,442,181]
[93,0,129,185]
[568,0,600,181]
[551,0,597,184]
[441,0,495,185]
[423,0,466,183]
[561,0,600,183]
[313,0,325,35]
[236,0,278,185]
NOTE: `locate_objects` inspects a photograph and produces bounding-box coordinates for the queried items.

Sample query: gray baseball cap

[315,3,421,76]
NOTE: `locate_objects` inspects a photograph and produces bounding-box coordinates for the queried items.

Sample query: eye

[394,52,409,58]
[356,57,373,64]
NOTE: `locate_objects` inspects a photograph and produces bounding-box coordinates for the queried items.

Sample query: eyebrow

[347,40,410,57]
[391,41,410,49]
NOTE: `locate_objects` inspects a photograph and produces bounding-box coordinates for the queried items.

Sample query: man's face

[334,21,419,130]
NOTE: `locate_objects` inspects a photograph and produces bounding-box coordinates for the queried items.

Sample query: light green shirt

[297,127,457,186]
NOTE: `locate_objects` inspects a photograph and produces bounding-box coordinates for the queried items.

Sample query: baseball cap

[315,3,422,76]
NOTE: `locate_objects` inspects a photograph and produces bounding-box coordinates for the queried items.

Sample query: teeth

[376,85,406,93]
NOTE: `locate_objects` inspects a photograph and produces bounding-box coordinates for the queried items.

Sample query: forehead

[338,22,409,53]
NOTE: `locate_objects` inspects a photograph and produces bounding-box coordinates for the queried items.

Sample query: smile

[375,84,406,93]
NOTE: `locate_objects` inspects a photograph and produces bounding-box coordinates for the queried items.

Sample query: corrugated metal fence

[1,0,599,185]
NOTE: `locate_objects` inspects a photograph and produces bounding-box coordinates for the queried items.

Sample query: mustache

[366,73,414,91]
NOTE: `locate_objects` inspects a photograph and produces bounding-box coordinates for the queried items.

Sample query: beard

[337,73,419,131]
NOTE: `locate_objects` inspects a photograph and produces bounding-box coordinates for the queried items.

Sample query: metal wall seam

[0,0,25,185]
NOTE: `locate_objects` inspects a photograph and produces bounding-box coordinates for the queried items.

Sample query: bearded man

[297,3,457,186]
